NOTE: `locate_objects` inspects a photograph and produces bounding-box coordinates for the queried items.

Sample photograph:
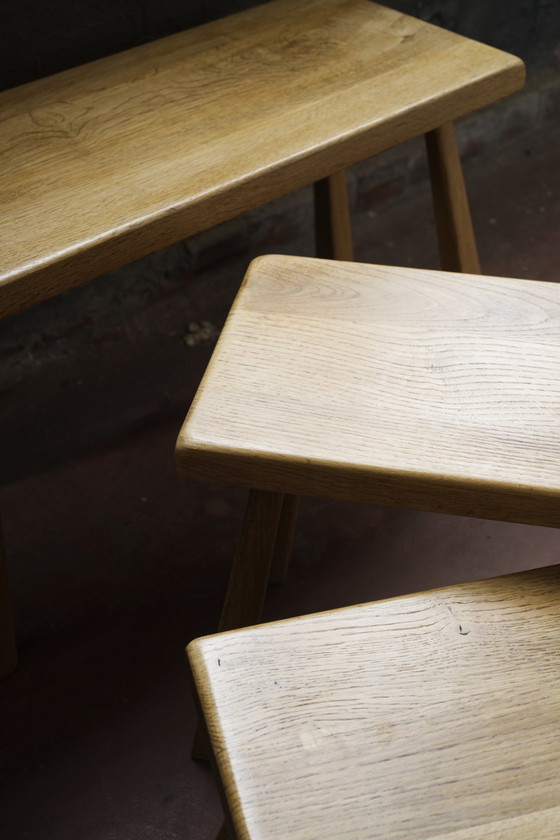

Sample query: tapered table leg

[426,121,481,274]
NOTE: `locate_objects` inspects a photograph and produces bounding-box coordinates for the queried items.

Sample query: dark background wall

[2,0,559,92]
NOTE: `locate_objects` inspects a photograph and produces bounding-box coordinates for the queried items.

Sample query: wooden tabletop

[0,0,524,317]
[188,564,560,840]
[176,256,560,527]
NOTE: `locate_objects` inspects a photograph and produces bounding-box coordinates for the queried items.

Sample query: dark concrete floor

[1,112,560,840]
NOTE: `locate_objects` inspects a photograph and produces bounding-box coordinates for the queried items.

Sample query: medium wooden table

[177,256,560,629]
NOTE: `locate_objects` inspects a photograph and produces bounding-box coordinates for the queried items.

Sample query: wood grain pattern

[176,256,560,528]
[0,0,524,317]
[188,565,560,840]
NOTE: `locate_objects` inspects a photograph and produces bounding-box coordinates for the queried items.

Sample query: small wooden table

[189,565,560,839]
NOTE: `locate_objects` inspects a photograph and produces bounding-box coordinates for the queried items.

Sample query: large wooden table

[0,0,523,318]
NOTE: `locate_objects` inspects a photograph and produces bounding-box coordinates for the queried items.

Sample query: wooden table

[189,565,560,839]
[0,0,523,318]
[176,256,560,631]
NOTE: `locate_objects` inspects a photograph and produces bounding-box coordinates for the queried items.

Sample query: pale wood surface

[176,256,560,528]
[188,565,560,840]
[426,122,481,273]
[0,0,524,317]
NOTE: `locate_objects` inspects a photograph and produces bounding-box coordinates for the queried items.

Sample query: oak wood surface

[0,0,524,317]
[176,256,560,528]
[188,565,560,840]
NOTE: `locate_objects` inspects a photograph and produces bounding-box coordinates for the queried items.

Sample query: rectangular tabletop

[189,565,560,840]
[177,257,560,527]
[0,0,523,317]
